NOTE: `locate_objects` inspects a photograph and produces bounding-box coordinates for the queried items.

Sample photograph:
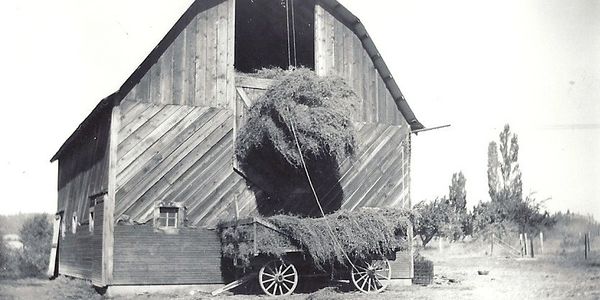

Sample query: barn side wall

[111,226,223,285]
[114,100,252,227]
[122,0,235,110]
[314,5,409,128]
[56,109,110,283]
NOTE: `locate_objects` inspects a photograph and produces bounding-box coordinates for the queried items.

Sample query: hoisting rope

[290,0,298,67]
[285,0,292,68]
[287,116,358,272]
[284,0,298,68]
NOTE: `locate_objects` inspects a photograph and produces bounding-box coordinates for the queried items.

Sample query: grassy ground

[1,243,599,299]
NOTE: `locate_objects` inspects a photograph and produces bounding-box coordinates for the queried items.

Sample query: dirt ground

[1,244,599,300]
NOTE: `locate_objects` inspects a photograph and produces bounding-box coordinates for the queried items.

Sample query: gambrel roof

[51,0,423,162]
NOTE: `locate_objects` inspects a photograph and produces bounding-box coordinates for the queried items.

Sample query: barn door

[47,213,61,278]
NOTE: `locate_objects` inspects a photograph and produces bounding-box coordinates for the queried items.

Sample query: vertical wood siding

[122,0,235,110]
[56,109,110,281]
[58,204,103,282]
[314,5,408,127]
[112,226,223,285]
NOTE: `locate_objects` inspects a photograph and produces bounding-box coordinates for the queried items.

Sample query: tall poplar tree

[487,124,522,204]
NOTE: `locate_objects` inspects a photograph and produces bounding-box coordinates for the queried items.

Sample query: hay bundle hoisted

[236,68,358,169]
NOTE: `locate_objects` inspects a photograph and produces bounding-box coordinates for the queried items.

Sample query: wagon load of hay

[219,208,414,269]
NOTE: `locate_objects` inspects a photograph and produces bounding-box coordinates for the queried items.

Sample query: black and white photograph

[0,0,598,299]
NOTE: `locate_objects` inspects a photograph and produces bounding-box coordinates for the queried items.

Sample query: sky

[0,0,598,218]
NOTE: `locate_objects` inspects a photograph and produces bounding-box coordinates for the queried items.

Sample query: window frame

[153,201,186,230]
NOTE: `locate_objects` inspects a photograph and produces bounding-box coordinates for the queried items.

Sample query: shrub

[0,229,22,278]
[19,214,52,277]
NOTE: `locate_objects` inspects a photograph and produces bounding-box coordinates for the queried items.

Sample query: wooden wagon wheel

[258,259,299,296]
[350,259,391,293]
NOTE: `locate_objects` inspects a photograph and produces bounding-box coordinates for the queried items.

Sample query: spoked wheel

[258,259,299,296]
[350,259,392,293]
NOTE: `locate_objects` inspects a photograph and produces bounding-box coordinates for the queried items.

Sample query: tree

[448,172,469,239]
[413,197,452,247]
[448,172,467,214]
[487,124,522,204]
[19,214,52,277]
[478,124,552,236]
[414,172,471,245]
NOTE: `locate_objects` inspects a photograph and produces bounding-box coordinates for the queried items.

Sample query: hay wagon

[216,217,394,296]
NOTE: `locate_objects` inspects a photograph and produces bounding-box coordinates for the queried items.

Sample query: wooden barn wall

[235,80,411,213]
[314,5,408,127]
[114,100,255,227]
[57,111,110,215]
[122,0,235,110]
[112,226,223,285]
[56,109,110,281]
[58,202,104,283]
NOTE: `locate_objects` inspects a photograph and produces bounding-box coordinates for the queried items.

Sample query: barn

[48,0,424,292]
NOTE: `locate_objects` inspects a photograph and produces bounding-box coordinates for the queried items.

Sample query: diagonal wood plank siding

[115,101,250,227]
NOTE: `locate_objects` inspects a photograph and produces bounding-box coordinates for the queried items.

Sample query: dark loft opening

[235,0,315,73]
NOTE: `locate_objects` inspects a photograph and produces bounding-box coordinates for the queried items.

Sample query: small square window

[158,207,179,228]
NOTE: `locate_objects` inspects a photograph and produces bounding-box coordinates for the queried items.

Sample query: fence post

[584,233,588,260]
[490,234,494,256]
[588,232,592,253]
[524,233,528,256]
[540,232,544,255]
[583,235,587,259]
[530,237,534,258]
[519,233,524,257]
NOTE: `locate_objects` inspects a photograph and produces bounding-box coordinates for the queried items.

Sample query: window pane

[160,207,178,214]
[158,218,166,227]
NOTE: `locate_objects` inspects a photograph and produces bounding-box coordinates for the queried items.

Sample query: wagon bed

[216,217,394,296]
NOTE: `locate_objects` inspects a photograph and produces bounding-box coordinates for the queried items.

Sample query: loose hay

[219,208,414,270]
[235,68,358,168]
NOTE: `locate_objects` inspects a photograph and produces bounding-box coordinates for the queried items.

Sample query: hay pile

[235,68,358,168]
[219,208,413,269]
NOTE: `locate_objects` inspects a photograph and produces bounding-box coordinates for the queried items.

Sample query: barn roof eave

[317,0,424,131]
[49,93,118,162]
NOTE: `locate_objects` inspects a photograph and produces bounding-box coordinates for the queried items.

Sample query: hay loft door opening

[235,0,315,72]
